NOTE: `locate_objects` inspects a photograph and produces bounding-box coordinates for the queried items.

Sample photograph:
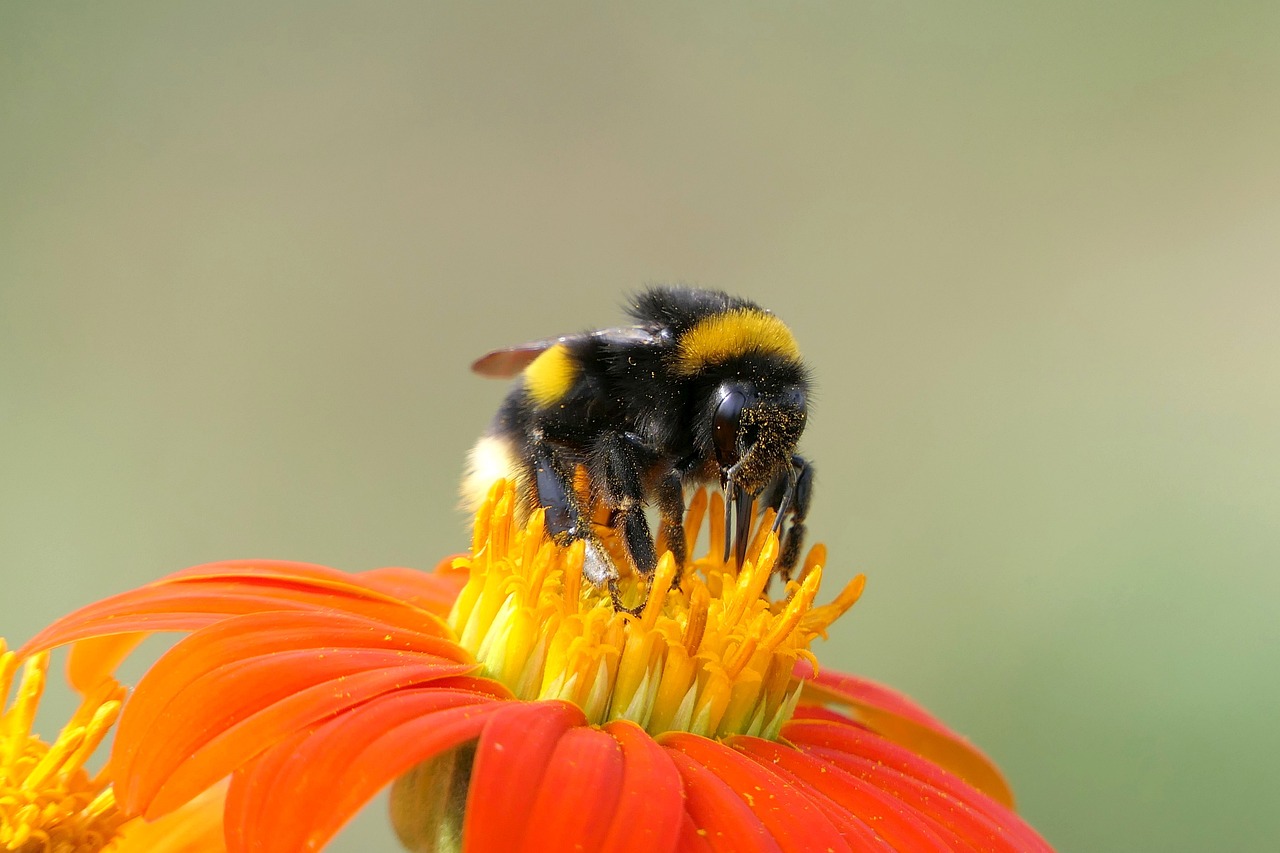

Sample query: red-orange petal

[800,744,1012,852]
[21,561,452,661]
[226,688,506,852]
[664,747,779,853]
[662,733,851,853]
[784,720,1052,853]
[358,565,467,616]
[166,560,448,600]
[803,669,953,734]
[67,632,148,692]
[597,721,685,853]
[463,701,587,853]
[111,777,229,853]
[790,704,867,725]
[798,668,1015,807]
[110,610,478,818]
[676,812,715,853]
[518,727,625,853]
[729,736,950,851]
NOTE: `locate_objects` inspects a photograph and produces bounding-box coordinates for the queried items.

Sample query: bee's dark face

[712,383,806,492]
[732,403,806,493]
[710,380,807,566]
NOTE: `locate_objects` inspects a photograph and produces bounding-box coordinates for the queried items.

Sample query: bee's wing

[471,327,660,378]
[470,338,565,377]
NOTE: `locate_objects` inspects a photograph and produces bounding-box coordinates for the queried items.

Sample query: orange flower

[22,482,1052,852]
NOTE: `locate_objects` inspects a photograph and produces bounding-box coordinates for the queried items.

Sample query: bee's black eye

[783,387,806,410]
[713,389,746,468]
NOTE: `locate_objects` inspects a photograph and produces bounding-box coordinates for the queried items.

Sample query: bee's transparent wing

[470,338,565,378]
[470,327,660,378]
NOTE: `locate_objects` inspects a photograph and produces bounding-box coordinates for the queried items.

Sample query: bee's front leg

[761,454,814,580]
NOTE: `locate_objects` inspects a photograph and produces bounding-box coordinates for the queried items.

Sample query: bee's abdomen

[460,433,529,517]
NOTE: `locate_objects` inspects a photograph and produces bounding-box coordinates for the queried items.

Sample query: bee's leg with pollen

[607,578,644,618]
[591,432,659,609]
[530,438,614,582]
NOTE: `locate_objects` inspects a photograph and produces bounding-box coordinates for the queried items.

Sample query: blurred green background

[3,3,1278,850]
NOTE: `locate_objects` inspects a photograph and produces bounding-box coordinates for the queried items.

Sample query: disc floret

[449,481,864,739]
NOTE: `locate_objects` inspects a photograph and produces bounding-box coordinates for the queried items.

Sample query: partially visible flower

[22,482,1053,852]
[0,640,224,853]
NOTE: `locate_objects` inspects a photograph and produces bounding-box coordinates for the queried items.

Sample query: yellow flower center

[448,481,864,739]
[0,643,126,853]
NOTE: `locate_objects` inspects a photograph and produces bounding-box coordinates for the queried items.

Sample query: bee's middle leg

[654,468,687,582]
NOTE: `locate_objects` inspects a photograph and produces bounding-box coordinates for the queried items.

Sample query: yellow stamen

[448,479,864,738]
[745,508,777,567]
[0,642,129,852]
[562,541,584,616]
[797,541,826,584]
[763,567,824,654]
[690,666,731,736]
[706,492,727,572]
[718,669,765,737]
[802,573,867,637]
[682,582,709,657]
[640,554,678,631]
[682,490,708,556]
[647,644,697,735]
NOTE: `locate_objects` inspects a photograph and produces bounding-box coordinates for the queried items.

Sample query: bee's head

[712,383,806,494]
[710,379,808,565]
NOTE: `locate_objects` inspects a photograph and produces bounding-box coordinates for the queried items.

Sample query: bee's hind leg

[531,438,585,542]
[531,437,621,596]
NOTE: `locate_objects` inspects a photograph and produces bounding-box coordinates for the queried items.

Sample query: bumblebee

[463,286,813,611]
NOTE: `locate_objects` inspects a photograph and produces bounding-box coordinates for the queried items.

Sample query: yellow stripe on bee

[675,309,800,374]
[524,343,579,406]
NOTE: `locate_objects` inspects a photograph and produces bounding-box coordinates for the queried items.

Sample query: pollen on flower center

[0,643,126,853]
[448,481,864,739]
